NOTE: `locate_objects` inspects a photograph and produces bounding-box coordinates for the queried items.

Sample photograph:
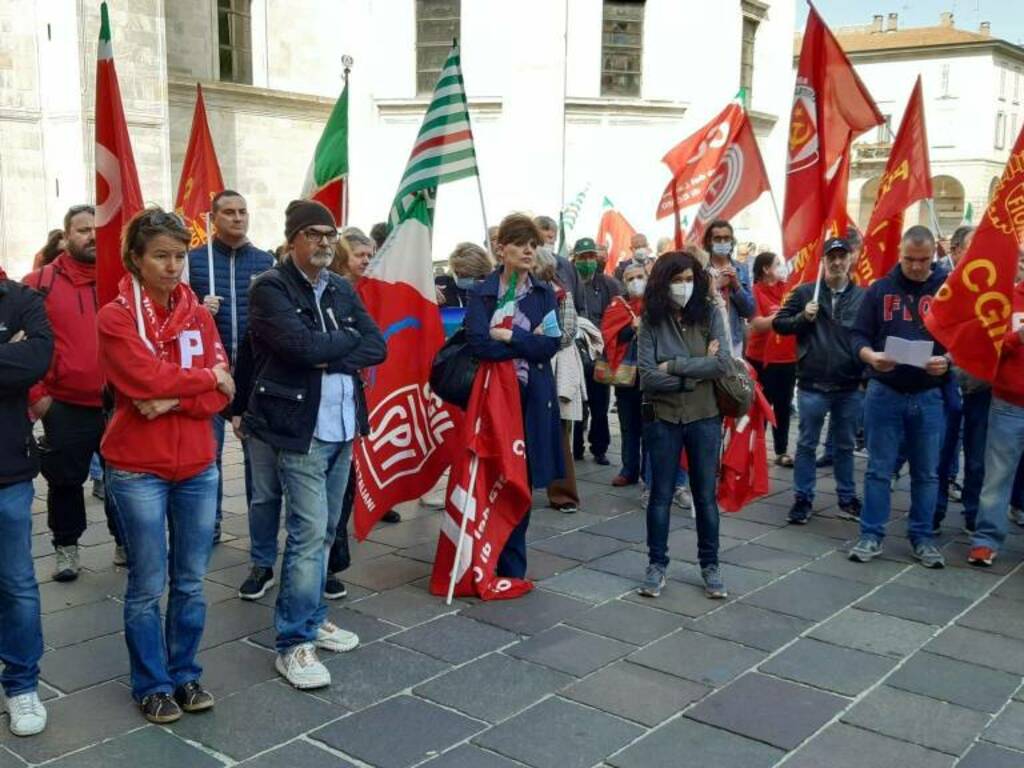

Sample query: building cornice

[168,76,337,119]
[565,97,687,120]
[794,39,1024,66]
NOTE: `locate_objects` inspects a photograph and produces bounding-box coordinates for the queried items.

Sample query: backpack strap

[27,264,57,296]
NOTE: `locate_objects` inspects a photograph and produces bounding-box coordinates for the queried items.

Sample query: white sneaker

[53,545,80,582]
[673,487,693,514]
[316,620,360,653]
[275,643,330,689]
[7,692,47,736]
[1010,507,1024,527]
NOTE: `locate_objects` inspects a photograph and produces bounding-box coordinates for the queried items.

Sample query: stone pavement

[3,431,1024,768]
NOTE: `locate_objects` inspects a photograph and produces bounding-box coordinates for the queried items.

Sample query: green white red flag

[924,125,1024,380]
[174,84,224,249]
[303,81,349,225]
[353,43,477,539]
[94,1,143,306]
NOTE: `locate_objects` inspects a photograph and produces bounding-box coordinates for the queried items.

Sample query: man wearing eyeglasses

[243,200,386,690]
[186,190,274,545]
[22,205,122,581]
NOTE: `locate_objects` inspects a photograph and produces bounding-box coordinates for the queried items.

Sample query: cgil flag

[856,77,933,286]
[429,361,533,601]
[784,5,883,284]
[174,84,225,250]
[94,2,143,306]
[303,80,349,225]
[353,42,477,539]
[924,124,1024,380]
[597,197,636,276]
[655,101,770,247]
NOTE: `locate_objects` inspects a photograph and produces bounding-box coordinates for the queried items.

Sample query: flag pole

[672,179,683,249]
[342,54,352,227]
[811,258,824,303]
[559,0,569,219]
[205,212,215,298]
[925,198,943,239]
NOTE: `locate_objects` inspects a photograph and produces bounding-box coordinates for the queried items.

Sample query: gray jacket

[638,301,730,424]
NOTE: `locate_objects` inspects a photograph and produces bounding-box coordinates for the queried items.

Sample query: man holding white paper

[850,226,950,568]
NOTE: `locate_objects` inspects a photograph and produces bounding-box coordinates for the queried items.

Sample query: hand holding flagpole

[204,211,219,313]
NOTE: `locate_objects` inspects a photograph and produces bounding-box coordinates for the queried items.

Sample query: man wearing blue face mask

[702,219,754,355]
[436,242,493,308]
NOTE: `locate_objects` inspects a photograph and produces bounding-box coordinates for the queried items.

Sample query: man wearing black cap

[773,237,865,526]
[850,225,950,568]
[244,200,386,690]
[571,236,622,465]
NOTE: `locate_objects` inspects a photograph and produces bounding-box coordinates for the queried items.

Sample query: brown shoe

[140,693,182,724]
[173,681,215,713]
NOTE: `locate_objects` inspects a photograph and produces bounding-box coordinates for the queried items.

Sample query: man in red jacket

[23,205,118,581]
[967,246,1024,567]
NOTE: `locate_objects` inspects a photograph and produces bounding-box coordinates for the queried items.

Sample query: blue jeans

[108,463,218,701]
[972,398,1024,551]
[274,438,352,653]
[497,511,531,579]
[89,452,103,481]
[0,481,42,697]
[795,388,861,504]
[247,436,285,569]
[616,386,643,483]
[643,416,722,568]
[936,389,990,528]
[935,379,964,520]
[212,414,255,536]
[861,380,944,544]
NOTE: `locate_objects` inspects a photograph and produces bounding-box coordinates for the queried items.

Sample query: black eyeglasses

[301,229,340,244]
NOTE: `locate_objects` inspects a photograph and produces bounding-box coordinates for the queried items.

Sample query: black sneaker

[238,566,275,601]
[593,454,611,466]
[838,497,862,521]
[382,509,402,523]
[815,455,833,468]
[788,498,813,525]
[324,575,348,600]
[173,681,214,713]
[140,692,182,724]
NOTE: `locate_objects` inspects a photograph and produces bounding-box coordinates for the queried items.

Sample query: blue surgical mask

[454,277,476,290]
[711,242,733,258]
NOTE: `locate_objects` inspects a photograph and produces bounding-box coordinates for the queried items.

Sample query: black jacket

[773,280,865,392]
[0,279,54,485]
[243,260,386,453]
[574,272,622,326]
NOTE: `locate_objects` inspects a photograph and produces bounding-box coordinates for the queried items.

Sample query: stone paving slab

[608,716,783,768]
[505,625,634,677]
[563,599,685,646]
[389,615,516,664]
[810,607,936,658]
[690,602,813,652]
[785,723,956,768]
[318,641,449,711]
[958,741,1024,768]
[628,629,766,686]
[886,652,1021,713]
[984,701,1024,752]
[45,727,224,768]
[539,566,636,603]
[761,637,897,696]
[421,744,526,767]
[237,739,358,767]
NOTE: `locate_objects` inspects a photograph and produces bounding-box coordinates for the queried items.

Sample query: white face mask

[772,261,789,281]
[669,282,694,308]
[626,277,646,297]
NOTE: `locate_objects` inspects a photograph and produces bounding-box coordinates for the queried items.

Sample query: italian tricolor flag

[94,1,143,306]
[303,81,349,225]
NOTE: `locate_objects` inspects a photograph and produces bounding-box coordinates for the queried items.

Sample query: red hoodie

[23,253,103,407]
[98,275,229,481]
[993,281,1024,408]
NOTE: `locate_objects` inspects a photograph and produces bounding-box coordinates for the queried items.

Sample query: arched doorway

[988,175,1000,202]
[858,176,881,230]
[931,175,965,235]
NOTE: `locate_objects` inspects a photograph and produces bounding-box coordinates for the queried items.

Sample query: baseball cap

[572,237,598,256]
[823,237,851,256]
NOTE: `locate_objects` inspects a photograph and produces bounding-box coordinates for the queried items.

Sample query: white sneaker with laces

[673,487,693,515]
[315,620,360,653]
[7,692,47,736]
[275,643,330,689]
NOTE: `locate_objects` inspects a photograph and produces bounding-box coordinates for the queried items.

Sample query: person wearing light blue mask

[702,219,754,355]
[435,242,494,308]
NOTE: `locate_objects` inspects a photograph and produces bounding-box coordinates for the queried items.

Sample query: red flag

[924,125,1024,380]
[94,2,143,307]
[596,199,636,276]
[174,84,225,250]
[856,78,933,285]
[718,365,775,513]
[791,143,853,289]
[429,362,533,601]
[784,6,883,279]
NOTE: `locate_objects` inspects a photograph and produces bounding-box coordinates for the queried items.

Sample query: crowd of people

[1,195,1022,737]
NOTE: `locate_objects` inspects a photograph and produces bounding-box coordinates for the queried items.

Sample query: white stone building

[0,0,796,277]
[805,11,1024,238]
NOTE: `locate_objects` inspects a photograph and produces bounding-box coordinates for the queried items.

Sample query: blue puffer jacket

[187,239,274,367]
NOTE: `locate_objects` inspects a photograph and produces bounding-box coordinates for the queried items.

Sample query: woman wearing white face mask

[602,261,647,487]
[747,252,798,467]
[636,249,731,600]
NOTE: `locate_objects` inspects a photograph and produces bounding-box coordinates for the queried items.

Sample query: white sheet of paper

[883,336,934,368]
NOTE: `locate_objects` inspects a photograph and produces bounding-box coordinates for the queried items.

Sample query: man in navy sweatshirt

[850,225,950,568]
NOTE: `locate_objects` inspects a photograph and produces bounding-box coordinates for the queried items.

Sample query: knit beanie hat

[284,199,335,242]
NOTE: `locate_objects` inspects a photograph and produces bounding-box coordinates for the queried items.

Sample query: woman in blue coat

[465,213,563,579]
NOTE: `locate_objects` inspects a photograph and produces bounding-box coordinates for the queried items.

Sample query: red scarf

[114,273,203,361]
[602,296,643,373]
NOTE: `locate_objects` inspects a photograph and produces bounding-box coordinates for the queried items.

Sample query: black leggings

[748,361,797,456]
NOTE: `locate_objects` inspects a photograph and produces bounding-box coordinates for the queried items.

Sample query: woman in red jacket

[97,208,234,724]
[747,252,798,467]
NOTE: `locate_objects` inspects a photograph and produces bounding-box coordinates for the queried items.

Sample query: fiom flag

[353,43,477,538]
[924,124,1024,380]
[784,5,882,283]
[94,2,143,306]
[175,84,225,249]
[856,77,933,285]
[429,362,533,601]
